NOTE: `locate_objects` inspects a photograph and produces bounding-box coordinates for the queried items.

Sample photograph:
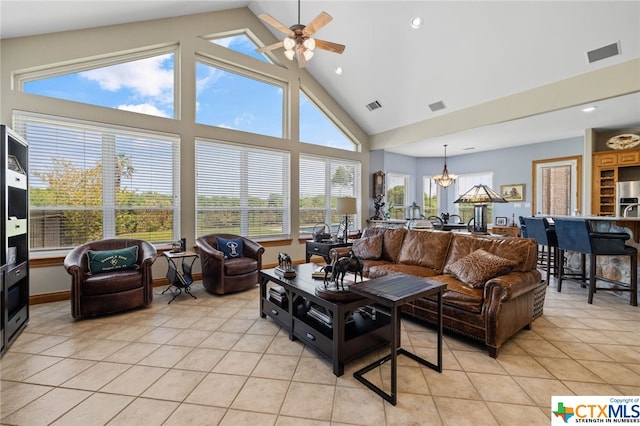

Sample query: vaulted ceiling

[2,1,639,157]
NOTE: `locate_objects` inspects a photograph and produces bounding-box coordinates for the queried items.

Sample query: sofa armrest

[484,270,542,301]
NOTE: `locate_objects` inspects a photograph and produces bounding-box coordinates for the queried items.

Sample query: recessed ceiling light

[410,17,423,29]
[582,106,597,112]
[335,67,343,75]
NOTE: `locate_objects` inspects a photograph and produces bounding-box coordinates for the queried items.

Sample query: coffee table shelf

[260,263,391,376]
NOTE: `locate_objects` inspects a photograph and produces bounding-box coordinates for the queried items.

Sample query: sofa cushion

[413,274,485,313]
[381,228,407,262]
[216,236,244,259]
[447,249,517,288]
[352,234,383,259]
[397,230,452,272]
[224,257,258,276]
[83,269,143,295]
[87,246,138,274]
[368,263,439,279]
[444,233,537,273]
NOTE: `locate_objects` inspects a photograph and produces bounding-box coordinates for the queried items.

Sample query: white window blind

[13,111,180,250]
[195,139,290,238]
[299,155,360,234]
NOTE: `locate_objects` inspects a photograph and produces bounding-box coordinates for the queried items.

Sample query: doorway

[532,156,582,216]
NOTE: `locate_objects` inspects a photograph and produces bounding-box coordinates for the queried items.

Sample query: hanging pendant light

[433,144,457,188]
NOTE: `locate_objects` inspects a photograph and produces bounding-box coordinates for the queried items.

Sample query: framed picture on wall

[499,183,525,201]
[373,171,385,198]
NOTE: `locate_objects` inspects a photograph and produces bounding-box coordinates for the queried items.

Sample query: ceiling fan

[256,0,345,67]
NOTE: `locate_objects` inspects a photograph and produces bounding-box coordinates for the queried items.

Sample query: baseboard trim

[29,273,204,305]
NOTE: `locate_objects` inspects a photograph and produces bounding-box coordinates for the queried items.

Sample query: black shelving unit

[1,124,29,356]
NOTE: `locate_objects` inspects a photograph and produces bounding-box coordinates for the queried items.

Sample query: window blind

[299,155,360,234]
[195,139,290,238]
[13,111,180,250]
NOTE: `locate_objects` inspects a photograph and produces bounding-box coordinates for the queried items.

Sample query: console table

[259,263,391,376]
[349,274,446,405]
[305,240,352,263]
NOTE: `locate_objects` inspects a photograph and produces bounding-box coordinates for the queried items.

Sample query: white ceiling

[1,0,639,157]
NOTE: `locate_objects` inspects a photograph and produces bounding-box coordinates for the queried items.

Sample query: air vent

[428,101,446,112]
[365,100,382,111]
[587,42,620,64]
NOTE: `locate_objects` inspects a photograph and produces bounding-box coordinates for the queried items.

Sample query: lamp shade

[336,197,357,215]
[453,184,508,204]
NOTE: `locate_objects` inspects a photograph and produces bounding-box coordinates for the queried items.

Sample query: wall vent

[365,100,382,111]
[587,42,620,63]
[428,101,446,112]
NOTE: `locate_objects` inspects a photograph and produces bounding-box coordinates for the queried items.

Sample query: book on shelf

[307,304,333,327]
[311,265,332,279]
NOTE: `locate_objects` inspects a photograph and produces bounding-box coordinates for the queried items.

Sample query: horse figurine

[331,251,364,290]
[278,252,292,271]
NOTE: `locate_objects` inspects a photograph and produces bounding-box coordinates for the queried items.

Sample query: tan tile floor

[1,276,639,425]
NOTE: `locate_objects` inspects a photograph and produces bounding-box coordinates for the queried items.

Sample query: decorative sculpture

[371,193,385,220]
[276,252,296,278]
[330,251,364,290]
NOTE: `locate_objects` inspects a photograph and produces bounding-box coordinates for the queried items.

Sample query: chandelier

[433,145,457,188]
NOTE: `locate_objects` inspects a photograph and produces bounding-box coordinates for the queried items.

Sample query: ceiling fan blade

[314,39,346,54]
[302,11,332,37]
[256,41,284,53]
[258,13,294,36]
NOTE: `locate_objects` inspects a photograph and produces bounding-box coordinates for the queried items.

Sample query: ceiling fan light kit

[256,0,345,67]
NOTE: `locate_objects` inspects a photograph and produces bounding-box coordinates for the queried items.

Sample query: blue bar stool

[523,217,558,280]
[553,217,637,306]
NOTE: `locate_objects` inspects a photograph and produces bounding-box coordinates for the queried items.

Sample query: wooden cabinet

[592,148,640,216]
[1,125,29,356]
[490,226,521,237]
[618,150,640,165]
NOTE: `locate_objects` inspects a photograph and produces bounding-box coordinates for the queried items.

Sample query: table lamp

[453,185,508,233]
[336,197,357,242]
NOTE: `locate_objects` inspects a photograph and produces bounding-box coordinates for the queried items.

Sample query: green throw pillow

[87,246,139,274]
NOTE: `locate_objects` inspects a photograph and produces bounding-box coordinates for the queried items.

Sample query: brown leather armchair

[196,233,264,295]
[64,239,157,318]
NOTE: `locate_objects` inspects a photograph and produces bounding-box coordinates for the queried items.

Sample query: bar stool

[523,217,558,279]
[553,217,637,306]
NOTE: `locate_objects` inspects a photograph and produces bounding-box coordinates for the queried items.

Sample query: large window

[208,33,272,63]
[14,112,180,250]
[299,156,361,235]
[299,91,356,151]
[20,50,175,119]
[196,140,290,238]
[195,59,284,138]
[386,173,408,220]
[423,176,439,218]
[455,172,494,222]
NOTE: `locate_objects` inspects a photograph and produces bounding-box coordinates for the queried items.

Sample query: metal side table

[162,250,198,304]
[349,274,446,406]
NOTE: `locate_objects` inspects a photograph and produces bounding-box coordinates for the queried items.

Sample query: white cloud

[81,54,173,97]
[117,103,169,118]
[234,112,255,127]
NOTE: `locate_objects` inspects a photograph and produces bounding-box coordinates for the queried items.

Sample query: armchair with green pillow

[63,239,157,318]
[196,233,265,295]
[331,228,542,357]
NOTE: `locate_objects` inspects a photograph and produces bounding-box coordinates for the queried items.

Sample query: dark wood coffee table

[259,263,391,376]
[349,274,446,406]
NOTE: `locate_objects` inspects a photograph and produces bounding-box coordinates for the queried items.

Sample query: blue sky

[24,34,354,150]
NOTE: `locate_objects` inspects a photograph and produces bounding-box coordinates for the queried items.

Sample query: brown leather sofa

[64,239,157,319]
[332,228,541,357]
[196,234,265,295]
